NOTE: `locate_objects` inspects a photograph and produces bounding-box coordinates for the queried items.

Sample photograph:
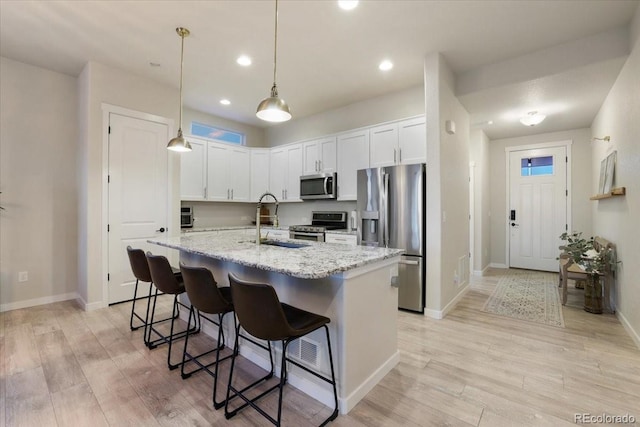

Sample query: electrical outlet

[18,271,28,282]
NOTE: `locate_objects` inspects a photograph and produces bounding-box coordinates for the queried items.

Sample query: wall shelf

[590,187,626,200]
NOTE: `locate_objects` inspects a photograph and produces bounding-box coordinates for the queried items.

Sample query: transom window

[190,122,245,145]
[521,155,553,176]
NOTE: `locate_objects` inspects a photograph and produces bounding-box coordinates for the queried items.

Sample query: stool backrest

[127,246,152,282]
[146,252,184,295]
[181,264,233,315]
[228,273,291,341]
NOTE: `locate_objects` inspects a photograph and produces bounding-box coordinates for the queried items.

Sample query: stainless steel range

[289,211,348,242]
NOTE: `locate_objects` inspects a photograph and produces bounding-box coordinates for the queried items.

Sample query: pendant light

[167,27,192,152]
[256,0,292,123]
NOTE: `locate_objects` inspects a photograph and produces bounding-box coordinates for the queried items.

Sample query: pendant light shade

[257,0,291,123]
[167,27,192,152]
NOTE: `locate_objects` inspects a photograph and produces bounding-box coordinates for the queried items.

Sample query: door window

[521,156,553,176]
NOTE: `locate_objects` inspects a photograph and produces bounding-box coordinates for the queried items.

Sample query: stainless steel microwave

[300,173,337,200]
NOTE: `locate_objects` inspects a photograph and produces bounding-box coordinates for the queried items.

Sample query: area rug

[482,270,565,328]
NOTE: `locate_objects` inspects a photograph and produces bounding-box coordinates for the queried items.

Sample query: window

[521,156,553,176]
[190,122,245,145]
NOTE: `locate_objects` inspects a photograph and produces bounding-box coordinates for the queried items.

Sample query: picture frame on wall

[598,158,608,195]
[603,151,617,194]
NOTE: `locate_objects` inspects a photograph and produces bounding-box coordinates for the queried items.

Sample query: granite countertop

[182,225,290,233]
[150,231,403,279]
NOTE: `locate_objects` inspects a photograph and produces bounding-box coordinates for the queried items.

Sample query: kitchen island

[149,230,403,414]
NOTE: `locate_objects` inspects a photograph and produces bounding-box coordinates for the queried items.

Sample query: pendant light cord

[178,29,185,134]
[271,0,279,96]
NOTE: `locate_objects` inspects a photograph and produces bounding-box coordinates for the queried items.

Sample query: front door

[108,113,170,304]
[509,145,567,271]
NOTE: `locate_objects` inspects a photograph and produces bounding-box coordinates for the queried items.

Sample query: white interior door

[108,113,170,304]
[509,146,567,271]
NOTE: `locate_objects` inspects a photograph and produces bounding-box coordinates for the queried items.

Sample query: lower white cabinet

[325,233,357,245]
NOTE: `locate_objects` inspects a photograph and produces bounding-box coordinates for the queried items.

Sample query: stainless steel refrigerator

[357,164,425,312]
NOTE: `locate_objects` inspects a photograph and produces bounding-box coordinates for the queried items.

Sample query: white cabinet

[325,233,357,245]
[250,149,270,202]
[370,117,426,167]
[270,143,302,202]
[180,137,207,200]
[302,136,337,175]
[206,141,250,202]
[337,130,370,201]
[180,137,249,202]
[264,228,289,239]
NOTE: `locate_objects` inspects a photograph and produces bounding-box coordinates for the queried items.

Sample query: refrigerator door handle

[383,172,390,247]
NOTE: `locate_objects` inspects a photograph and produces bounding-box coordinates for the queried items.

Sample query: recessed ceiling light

[220,99,231,106]
[487,120,494,125]
[519,111,546,126]
[236,55,252,66]
[379,60,393,71]
[338,0,359,11]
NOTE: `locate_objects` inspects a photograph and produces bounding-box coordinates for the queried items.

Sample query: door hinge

[107,273,110,281]
[565,156,568,163]
[566,224,568,231]
[566,189,568,196]
[108,126,111,134]
[107,224,110,232]
[108,175,110,183]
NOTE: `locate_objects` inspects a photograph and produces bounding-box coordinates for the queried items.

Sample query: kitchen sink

[240,239,310,249]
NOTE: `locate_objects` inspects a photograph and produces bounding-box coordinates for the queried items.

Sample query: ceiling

[1,0,637,139]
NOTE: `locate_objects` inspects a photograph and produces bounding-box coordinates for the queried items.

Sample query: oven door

[289,231,324,242]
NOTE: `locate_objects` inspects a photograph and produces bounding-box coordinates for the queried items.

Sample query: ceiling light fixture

[379,60,393,71]
[167,27,192,152]
[338,0,359,11]
[519,111,546,127]
[220,99,231,105]
[593,135,611,142]
[256,0,291,123]
[237,55,252,66]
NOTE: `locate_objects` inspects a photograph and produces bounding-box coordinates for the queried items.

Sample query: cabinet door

[285,144,303,201]
[398,116,426,165]
[369,123,398,167]
[250,149,270,201]
[337,130,369,201]
[229,147,250,201]
[270,148,287,201]
[180,137,206,200]
[302,140,320,175]
[207,142,230,201]
[319,136,337,173]
[325,233,357,245]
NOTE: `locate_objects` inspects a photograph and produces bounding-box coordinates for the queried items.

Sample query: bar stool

[225,273,339,426]
[146,252,199,370]
[126,246,180,337]
[179,263,235,409]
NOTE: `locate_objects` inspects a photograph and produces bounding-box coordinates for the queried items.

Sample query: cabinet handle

[393,148,397,163]
[231,189,234,199]
[399,148,402,163]
[227,189,230,199]
[318,160,322,171]
[204,187,207,199]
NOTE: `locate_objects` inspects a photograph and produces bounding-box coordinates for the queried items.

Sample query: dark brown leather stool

[179,263,235,409]
[126,246,181,338]
[225,273,339,426]
[146,252,199,370]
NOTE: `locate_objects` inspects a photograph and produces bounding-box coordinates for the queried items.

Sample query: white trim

[469,161,476,278]
[425,284,470,319]
[76,294,107,311]
[489,263,509,269]
[504,140,573,269]
[473,265,490,276]
[340,256,402,280]
[0,293,78,313]
[617,310,640,350]
[101,103,175,307]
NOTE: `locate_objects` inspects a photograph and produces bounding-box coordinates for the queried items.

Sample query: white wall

[470,129,491,274]
[424,53,471,318]
[0,57,78,311]
[489,128,593,267]
[264,85,424,147]
[183,107,266,148]
[590,5,640,346]
[78,61,180,308]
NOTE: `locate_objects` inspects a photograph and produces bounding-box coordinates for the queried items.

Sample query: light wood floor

[2,268,639,426]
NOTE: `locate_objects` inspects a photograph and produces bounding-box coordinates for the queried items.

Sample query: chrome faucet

[256,192,279,244]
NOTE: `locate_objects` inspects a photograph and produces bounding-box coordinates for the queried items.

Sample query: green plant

[559,231,612,275]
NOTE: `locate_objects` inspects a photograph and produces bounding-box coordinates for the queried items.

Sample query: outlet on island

[18,271,28,282]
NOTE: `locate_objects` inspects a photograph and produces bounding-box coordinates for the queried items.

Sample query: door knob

[511,223,519,227]
[156,227,166,233]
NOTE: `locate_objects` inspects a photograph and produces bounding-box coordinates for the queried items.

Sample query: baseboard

[489,263,508,269]
[425,284,470,320]
[76,294,107,311]
[617,310,640,350]
[473,265,490,277]
[0,292,78,313]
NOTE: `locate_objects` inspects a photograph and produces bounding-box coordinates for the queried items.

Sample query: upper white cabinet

[337,130,370,201]
[250,149,270,202]
[180,136,207,200]
[270,143,303,202]
[370,117,426,167]
[302,136,337,175]
[180,138,249,202]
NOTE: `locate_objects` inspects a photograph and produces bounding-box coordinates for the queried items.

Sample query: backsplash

[182,200,356,228]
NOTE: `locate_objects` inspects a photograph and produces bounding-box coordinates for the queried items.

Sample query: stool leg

[322,325,339,426]
[167,295,180,370]
[146,287,160,348]
[180,306,195,379]
[129,279,141,330]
